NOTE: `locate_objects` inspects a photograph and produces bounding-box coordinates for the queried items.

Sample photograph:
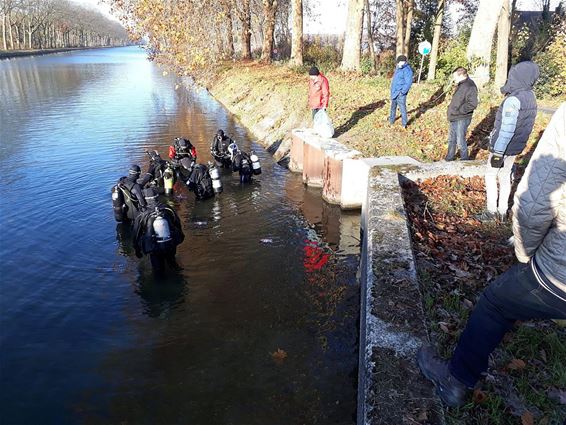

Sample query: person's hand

[490,154,505,168]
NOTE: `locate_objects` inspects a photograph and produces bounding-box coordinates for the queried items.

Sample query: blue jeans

[449,261,566,387]
[389,94,407,127]
[446,118,472,160]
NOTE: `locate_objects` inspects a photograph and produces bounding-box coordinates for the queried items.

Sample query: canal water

[0,47,360,425]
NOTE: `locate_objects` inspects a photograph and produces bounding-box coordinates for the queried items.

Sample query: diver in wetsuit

[232,148,254,183]
[112,164,148,222]
[132,188,184,273]
[211,129,234,168]
[169,138,197,162]
[186,163,215,200]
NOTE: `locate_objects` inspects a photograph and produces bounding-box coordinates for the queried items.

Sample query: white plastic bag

[313,109,335,138]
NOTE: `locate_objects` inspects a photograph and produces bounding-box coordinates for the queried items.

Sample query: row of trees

[0,0,129,51]
[106,0,563,88]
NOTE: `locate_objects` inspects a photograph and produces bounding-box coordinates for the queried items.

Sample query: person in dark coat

[186,164,215,200]
[133,188,184,273]
[389,55,414,128]
[445,67,478,161]
[481,61,540,221]
[232,149,254,183]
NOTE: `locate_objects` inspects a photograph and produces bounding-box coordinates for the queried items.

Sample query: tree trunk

[2,14,7,50]
[494,0,510,88]
[365,0,376,70]
[340,0,364,71]
[467,0,505,86]
[240,0,252,59]
[226,7,235,58]
[427,0,445,80]
[395,0,404,57]
[261,0,277,63]
[8,14,14,49]
[402,0,413,57]
[290,0,303,66]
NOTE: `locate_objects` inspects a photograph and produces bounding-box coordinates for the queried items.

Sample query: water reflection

[1,47,360,425]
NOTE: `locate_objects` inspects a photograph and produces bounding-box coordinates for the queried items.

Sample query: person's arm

[402,67,413,95]
[512,105,566,262]
[321,77,330,108]
[460,84,478,115]
[168,145,176,160]
[490,96,520,155]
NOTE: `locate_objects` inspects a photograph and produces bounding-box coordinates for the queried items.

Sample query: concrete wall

[358,161,487,425]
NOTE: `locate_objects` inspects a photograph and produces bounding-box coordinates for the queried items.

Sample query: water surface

[0,47,360,425]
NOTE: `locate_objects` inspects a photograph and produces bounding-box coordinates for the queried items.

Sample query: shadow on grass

[468,106,498,159]
[407,86,448,126]
[334,100,386,137]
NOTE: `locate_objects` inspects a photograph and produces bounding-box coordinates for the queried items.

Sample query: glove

[490,154,505,168]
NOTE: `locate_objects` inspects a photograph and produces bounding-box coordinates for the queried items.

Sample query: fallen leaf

[438,322,450,333]
[507,359,527,371]
[271,348,287,363]
[521,411,534,425]
[472,389,487,404]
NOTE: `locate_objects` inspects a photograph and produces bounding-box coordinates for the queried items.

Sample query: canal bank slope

[202,62,551,164]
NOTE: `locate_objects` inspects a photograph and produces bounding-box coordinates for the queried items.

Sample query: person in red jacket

[308,66,330,119]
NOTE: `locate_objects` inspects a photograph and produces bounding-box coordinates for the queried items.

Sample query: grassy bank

[402,176,565,424]
[205,62,556,162]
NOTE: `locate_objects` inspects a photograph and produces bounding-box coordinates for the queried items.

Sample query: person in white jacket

[416,103,566,407]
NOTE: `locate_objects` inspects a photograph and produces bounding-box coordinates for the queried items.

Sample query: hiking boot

[417,346,470,407]
[475,211,497,222]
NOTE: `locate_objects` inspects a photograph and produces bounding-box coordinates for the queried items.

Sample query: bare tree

[467,0,505,86]
[495,0,511,88]
[341,0,364,71]
[261,0,277,63]
[427,0,445,80]
[235,0,252,59]
[289,0,303,65]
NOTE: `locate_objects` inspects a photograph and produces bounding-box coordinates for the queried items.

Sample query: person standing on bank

[308,66,330,119]
[417,103,566,408]
[389,55,414,128]
[445,67,478,161]
[482,61,540,221]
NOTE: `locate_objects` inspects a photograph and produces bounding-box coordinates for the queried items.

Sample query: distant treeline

[1,0,129,51]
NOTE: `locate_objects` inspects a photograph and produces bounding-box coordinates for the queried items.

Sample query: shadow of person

[135,269,188,319]
[334,100,386,137]
[468,106,498,159]
[406,86,448,126]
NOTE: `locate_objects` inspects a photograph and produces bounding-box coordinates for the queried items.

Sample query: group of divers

[111,129,262,273]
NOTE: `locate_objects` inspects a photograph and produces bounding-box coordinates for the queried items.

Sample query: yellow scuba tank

[163,164,175,195]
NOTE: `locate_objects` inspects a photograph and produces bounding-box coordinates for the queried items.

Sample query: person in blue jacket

[389,55,414,128]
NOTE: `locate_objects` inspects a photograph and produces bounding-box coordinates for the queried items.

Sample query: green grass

[205,62,554,162]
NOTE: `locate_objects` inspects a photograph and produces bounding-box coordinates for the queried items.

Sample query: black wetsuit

[232,151,253,183]
[119,175,147,220]
[132,201,184,273]
[211,135,233,167]
[187,164,214,199]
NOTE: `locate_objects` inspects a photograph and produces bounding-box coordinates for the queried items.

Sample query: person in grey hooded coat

[482,61,540,220]
[416,103,566,408]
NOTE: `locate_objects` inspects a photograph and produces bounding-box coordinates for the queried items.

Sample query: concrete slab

[358,167,444,425]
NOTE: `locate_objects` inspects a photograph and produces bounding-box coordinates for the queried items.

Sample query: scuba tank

[208,161,223,194]
[111,184,125,222]
[250,151,262,175]
[163,163,175,195]
[153,214,172,243]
